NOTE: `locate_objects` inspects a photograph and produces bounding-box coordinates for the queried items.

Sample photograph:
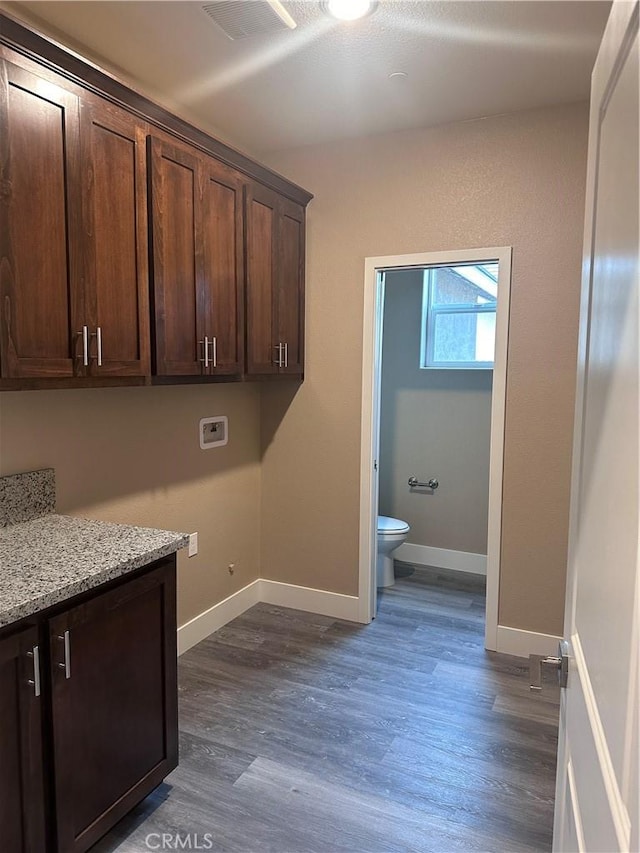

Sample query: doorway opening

[358,248,512,650]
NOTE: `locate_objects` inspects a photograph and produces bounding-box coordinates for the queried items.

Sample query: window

[420,262,498,368]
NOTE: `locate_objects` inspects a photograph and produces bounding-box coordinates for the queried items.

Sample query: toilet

[377,515,410,588]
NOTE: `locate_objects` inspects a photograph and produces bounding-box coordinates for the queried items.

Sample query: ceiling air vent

[202,1,297,40]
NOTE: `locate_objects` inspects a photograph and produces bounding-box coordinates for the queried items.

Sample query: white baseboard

[395,542,487,576]
[259,579,360,622]
[496,625,562,658]
[177,579,261,655]
[177,577,558,661]
[177,578,359,655]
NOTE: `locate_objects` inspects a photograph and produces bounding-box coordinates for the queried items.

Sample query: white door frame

[358,246,512,651]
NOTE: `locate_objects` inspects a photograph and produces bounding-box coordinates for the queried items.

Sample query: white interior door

[553,3,639,850]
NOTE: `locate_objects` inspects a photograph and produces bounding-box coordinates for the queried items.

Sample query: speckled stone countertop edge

[0,537,187,630]
[0,512,189,630]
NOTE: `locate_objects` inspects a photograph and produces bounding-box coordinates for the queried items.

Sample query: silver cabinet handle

[57,630,71,679]
[199,337,210,370]
[283,342,288,368]
[211,336,217,369]
[91,326,103,366]
[273,343,283,367]
[27,645,41,697]
[408,476,439,489]
[77,325,89,366]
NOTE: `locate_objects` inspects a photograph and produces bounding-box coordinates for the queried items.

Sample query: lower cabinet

[0,556,178,853]
[0,625,47,852]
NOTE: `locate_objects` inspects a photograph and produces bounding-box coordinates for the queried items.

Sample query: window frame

[420,267,497,370]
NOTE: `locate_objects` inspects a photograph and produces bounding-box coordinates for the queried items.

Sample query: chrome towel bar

[408,476,439,490]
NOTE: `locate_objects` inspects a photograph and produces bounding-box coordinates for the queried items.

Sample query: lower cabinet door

[0,625,46,853]
[49,561,178,853]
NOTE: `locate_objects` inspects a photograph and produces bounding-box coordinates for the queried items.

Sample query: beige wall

[0,102,588,639]
[264,102,589,637]
[0,384,261,626]
[379,269,492,556]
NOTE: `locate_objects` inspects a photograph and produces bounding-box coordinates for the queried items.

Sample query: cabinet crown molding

[0,11,313,208]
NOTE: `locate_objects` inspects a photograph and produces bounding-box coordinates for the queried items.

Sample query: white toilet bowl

[377,516,410,587]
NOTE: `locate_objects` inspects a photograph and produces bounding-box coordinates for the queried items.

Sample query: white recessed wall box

[199,416,228,450]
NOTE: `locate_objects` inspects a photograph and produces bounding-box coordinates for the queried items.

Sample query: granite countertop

[0,514,188,629]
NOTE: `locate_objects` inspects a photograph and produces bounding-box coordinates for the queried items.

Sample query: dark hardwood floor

[93,565,560,853]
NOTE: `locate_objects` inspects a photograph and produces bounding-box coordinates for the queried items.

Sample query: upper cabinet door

[245,182,278,375]
[277,198,305,376]
[149,136,204,376]
[0,60,84,379]
[245,183,306,377]
[81,100,150,377]
[201,157,244,375]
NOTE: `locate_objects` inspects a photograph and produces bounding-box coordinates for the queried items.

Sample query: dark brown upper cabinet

[277,196,305,376]
[245,183,305,377]
[0,16,311,390]
[80,98,150,378]
[0,57,150,384]
[0,59,84,380]
[149,136,244,379]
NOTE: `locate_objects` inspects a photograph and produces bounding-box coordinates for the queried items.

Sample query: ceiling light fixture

[323,0,378,22]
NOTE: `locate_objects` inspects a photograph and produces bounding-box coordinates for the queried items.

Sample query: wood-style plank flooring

[93,565,560,852]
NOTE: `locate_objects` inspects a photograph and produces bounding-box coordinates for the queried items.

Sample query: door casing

[358,246,512,651]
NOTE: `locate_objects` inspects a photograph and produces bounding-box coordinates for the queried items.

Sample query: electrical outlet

[188,532,198,557]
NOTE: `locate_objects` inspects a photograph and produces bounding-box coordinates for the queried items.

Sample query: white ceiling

[8,0,611,154]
